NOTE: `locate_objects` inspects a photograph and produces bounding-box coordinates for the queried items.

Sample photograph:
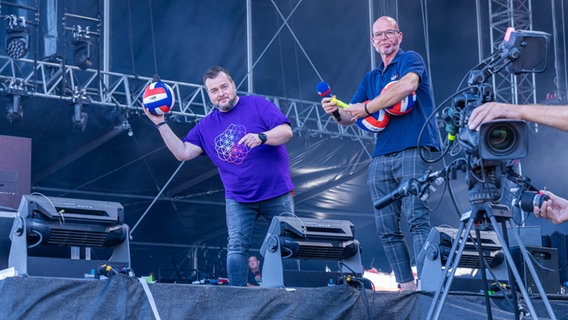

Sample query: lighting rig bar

[0,54,375,142]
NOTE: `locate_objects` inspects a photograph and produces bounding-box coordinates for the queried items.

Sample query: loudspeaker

[511,246,561,294]
[550,231,568,283]
[507,226,542,247]
[0,212,15,270]
[0,135,31,210]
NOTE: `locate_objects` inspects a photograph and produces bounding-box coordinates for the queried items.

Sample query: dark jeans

[225,192,294,286]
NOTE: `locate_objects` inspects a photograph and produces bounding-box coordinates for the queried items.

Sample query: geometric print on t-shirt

[214,123,250,164]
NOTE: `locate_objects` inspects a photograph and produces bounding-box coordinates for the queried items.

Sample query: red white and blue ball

[383,81,415,115]
[356,109,390,133]
[143,81,175,115]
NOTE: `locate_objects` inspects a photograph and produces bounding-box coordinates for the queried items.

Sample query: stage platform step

[1,275,567,319]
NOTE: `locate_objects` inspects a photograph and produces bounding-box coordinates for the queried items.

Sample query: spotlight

[72,38,92,70]
[8,194,131,278]
[5,15,29,60]
[71,102,88,132]
[121,118,133,137]
[260,216,363,288]
[71,26,94,70]
[6,26,29,59]
[6,94,23,122]
[71,86,90,131]
[4,78,29,122]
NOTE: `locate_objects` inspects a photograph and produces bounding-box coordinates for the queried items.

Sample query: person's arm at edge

[469,102,568,132]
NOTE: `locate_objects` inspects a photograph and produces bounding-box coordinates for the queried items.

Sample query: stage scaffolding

[0,54,376,145]
[487,0,537,105]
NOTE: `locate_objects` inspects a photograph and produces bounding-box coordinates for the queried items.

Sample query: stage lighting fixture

[419,226,508,292]
[72,37,93,70]
[5,94,23,122]
[5,25,29,60]
[71,87,90,131]
[8,194,131,278]
[260,216,363,288]
[121,118,133,137]
[71,102,88,131]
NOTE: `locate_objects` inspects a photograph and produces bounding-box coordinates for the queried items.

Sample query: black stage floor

[1,275,567,320]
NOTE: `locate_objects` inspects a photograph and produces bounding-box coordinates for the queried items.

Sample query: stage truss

[0,54,376,149]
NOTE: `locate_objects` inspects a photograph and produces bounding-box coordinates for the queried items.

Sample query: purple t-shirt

[183,95,294,203]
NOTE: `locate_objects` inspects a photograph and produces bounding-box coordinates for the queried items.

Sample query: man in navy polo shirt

[320,16,440,291]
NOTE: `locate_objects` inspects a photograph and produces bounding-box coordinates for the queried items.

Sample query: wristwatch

[258,132,267,144]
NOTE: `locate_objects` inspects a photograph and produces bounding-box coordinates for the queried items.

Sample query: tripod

[426,202,557,320]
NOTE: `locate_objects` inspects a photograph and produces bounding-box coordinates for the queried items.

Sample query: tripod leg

[508,221,558,320]
[475,228,493,320]
[427,218,475,320]
[426,222,466,319]
[487,215,540,320]
[499,221,520,320]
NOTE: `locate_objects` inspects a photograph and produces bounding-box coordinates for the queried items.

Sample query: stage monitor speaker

[0,211,15,270]
[550,231,568,283]
[511,246,561,294]
[260,216,362,288]
[420,226,509,292]
[8,194,131,278]
[507,225,542,248]
[0,135,31,211]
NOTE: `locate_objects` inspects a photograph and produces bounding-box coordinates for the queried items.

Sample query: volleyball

[356,109,390,133]
[143,81,175,115]
[383,81,415,115]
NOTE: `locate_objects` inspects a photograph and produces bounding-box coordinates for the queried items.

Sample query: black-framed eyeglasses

[372,29,400,39]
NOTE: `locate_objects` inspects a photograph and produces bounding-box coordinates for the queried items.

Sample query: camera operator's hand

[534,190,568,225]
[469,102,568,132]
[467,102,522,130]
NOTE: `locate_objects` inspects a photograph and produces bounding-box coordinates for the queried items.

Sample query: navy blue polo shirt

[351,49,440,156]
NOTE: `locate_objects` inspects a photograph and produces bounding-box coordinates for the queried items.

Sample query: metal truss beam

[488,0,537,105]
[0,54,375,143]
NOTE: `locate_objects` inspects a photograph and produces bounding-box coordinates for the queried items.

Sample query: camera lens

[518,191,550,212]
[485,123,518,155]
[478,120,528,160]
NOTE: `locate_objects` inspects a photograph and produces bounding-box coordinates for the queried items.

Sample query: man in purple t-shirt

[143,66,295,286]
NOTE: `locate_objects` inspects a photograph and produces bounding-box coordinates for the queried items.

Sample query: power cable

[147,0,159,79]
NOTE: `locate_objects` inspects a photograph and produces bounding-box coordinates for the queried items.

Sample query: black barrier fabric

[1,276,568,319]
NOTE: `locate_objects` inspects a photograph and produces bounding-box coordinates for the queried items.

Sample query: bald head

[373,16,398,31]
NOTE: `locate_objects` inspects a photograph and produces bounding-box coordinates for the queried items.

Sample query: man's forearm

[520,104,568,131]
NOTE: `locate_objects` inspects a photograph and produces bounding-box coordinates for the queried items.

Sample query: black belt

[379,146,438,157]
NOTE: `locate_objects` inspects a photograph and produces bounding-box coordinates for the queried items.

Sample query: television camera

[375,28,551,213]
[374,28,558,319]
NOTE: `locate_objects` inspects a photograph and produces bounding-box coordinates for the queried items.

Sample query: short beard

[215,96,238,112]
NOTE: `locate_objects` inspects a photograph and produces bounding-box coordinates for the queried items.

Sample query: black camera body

[442,29,549,204]
[446,28,550,162]
[375,29,551,213]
